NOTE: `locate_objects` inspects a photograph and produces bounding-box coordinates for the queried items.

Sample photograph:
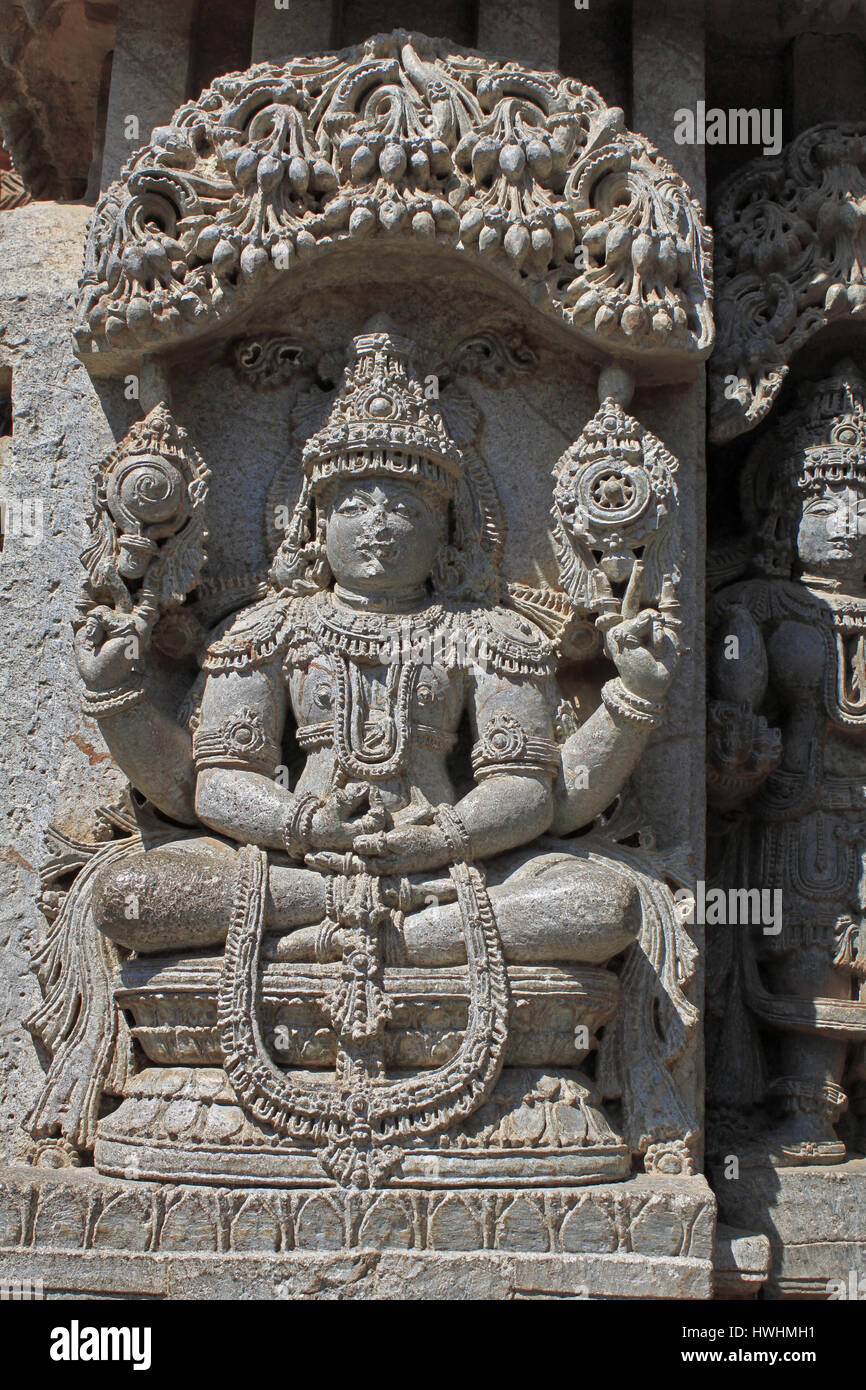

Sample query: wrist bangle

[283,791,323,860]
[81,682,145,719]
[601,677,664,728]
[434,803,473,863]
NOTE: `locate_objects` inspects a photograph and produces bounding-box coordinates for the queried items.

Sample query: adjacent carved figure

[708,359,866,1164]
[26,318,695,1189]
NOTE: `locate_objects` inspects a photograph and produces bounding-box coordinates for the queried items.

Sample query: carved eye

[416,683,434,707]
[314,683,333,710]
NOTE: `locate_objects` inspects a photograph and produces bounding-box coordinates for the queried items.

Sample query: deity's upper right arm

[195,595,297,774]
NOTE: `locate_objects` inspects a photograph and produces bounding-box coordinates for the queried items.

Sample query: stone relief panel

[706,123,866,1191]
[13,37,710,1280]
[74,30,712,375]
[710,122,866,442]
[707,359,866,1166]
[26,320,699,1192]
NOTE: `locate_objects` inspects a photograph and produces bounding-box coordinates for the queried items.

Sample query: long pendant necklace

[331,654,418,780]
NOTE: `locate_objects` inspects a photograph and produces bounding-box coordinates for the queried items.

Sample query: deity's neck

[331,583,429,614]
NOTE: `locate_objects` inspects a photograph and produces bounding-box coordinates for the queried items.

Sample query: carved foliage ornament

[710,123,866,442]
[75,31,712,369]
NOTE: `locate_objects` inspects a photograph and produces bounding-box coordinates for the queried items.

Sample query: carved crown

[781,360,866,492]
[302,316,463,499]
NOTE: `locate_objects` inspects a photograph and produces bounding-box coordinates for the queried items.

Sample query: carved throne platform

[99,956,629,1188]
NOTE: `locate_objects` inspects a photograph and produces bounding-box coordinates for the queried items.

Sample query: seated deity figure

[77,324,678,974]
[708,360,866,1165]
[27,321,692,1185]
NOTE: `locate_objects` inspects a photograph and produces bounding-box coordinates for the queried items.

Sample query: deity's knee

[597,873,642,951]
[91,844,236,952]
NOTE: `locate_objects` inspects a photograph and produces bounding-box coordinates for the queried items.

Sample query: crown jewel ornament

[781,360,866,493]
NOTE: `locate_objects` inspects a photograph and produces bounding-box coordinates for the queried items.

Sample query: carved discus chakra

[552,398,681,620]
[75,30,712,369]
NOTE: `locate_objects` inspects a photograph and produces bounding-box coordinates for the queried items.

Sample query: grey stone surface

[476,0,560,71]
[632,0,707,206]
[100,0,196,189]
[0,201,126,1168]
[251,0,335,62]
[712,1224,772,1300]
[0,1165,716,1299]
[712,1160,866,1299]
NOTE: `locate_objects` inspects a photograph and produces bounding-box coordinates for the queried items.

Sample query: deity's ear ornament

[709,122,866,443]
[78,402,210,643]
[551,398,681,644]
[72,31,712,377]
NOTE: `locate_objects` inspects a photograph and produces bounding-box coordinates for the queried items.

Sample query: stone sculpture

[710,122,866,442]
[5,31,715,1295]
[707,358,866,1163]
[25,317,697,1194]
[75,30,712,372]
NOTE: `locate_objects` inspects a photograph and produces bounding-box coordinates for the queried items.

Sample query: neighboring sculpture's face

[796,482,866,582]
[323,474,446,596]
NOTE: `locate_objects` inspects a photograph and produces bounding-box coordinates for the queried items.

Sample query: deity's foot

[765,1112,847,1166]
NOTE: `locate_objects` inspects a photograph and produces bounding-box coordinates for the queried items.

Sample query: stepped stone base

[711,1156,866,1299]
[0,1166,716,1300]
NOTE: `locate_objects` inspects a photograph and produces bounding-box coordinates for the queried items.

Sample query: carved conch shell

[80,402,210,621]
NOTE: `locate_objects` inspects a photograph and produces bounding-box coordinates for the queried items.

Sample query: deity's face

[323,474,446,597]
[796,482,866,583]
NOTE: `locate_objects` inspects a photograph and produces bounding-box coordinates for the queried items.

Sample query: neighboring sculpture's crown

[302,316,462,499]
[782,359,866,491]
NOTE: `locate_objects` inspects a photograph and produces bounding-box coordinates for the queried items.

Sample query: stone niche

[706,120,866,1298]
[0,30,715,1299]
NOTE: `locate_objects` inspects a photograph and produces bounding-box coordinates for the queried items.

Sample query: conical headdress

[302,316,463,500]
[780,359,866,493]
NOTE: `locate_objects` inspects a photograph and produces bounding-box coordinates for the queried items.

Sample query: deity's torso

[722,577,866,772]
[201,587,556,816]
[716,577,866,930]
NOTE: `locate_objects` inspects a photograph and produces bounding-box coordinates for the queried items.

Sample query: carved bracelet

[80,682,145,719]
[434,803,474,863]
[283,791,323,860]
[601,677,665,728]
